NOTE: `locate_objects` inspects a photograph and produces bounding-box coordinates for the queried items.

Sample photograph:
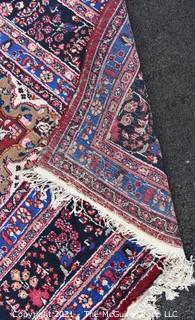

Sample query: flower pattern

[78,294,93,309]
[110,88,162,164]
[0,202,112,317]
[5,0,92,71]
[0,2,13,16]
[16,207,32,224]
[33,116,56,137]
[40,70,54,83]
[91,100,103,116]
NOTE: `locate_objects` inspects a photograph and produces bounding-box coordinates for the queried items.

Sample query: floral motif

[10,269,21,282]
[33,116,56,137]
[110,90,162,164]
[91,100,103,116]
[48,244,58,254]
[40,70,54,83]
[6,0,92,71]
[0,203,110,317]
[0,2,13,16]
[16,207,32,224]
[69,240,81,253]
[15,1,24,10]
[78,294,93,309]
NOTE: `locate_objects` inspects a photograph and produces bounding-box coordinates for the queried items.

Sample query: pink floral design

[0,2,13,16]
[69,240,81,253]
[48,244,57,254]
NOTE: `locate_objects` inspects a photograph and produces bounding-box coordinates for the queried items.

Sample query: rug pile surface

[0,1,194,319]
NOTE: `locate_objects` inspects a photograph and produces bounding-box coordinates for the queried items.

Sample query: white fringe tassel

[125,256,195,320]
[20,167,195,320]
[21,167,189,259]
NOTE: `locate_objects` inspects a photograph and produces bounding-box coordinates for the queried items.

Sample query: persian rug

[0,0,194,320]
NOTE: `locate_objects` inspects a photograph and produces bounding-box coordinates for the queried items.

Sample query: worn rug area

[0,0,194,319]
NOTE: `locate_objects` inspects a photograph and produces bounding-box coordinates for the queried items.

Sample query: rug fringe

[20,167,195,318]
[21,167,187,259]
[125,255,195,319]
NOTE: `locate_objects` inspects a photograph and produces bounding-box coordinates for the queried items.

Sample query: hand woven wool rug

[0,0,194,320]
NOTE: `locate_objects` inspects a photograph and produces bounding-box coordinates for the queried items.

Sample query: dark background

[126,0,195,318]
